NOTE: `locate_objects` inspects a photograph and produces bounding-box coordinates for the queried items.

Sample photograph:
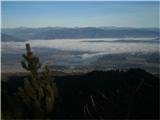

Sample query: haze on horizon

[2,1,159,28]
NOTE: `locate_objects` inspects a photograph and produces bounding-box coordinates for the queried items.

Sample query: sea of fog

[2,38,160,73]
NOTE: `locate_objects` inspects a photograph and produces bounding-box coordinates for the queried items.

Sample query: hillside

[2,68,159,119]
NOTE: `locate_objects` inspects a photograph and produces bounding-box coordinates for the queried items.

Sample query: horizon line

[2,26,160,29]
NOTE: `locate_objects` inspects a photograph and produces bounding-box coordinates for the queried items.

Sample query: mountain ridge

[2,27,159,40]
[1,33,27,42]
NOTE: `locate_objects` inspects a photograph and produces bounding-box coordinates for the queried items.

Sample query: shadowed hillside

[2,68,159,119]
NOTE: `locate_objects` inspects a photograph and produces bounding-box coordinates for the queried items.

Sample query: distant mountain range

[1,33,27,42]
[2,27,159,40]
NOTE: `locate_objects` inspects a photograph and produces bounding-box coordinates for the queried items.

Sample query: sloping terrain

[2,68,159,119]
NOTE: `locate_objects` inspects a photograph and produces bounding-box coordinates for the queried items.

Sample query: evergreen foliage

[17,43,58,118]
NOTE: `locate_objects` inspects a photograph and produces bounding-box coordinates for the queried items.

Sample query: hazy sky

[2,1,159,28]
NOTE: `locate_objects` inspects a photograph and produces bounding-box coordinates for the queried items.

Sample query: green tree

[17,43,58,118]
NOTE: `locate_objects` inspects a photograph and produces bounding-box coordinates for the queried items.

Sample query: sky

[2,1,159,28]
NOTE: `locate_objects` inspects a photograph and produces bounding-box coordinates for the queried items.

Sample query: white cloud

[2,38,159,56]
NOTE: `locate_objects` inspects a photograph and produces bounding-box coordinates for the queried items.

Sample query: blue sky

[2,1,159,28]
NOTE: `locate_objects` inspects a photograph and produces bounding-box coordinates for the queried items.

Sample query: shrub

[17,43,58,118]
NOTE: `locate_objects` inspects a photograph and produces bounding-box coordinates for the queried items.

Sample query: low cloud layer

[2,38,159,55]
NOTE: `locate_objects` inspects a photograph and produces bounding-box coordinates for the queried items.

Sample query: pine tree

[17,43,58,118]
